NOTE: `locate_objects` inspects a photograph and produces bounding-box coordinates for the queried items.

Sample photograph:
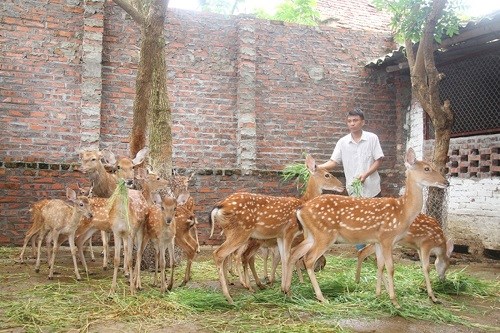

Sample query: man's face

[347,115,365,132]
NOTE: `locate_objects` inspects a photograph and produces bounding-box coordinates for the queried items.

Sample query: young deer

[210,155,344,304]
[19,185,94,265]
[77,147,148,270]
[136,168,200,286]
[355,213,454,303]
[135,192,189,292]
[285,148,449,308]
[34,188,93,280]
[108,183,149,295]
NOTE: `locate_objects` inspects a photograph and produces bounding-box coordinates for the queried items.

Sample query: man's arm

[318,159,338,171]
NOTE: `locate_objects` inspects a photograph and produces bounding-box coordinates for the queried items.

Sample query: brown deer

[108,183,149,295]
[355,213,454,303]
[19,184,95,265]
[135,192,189,292]
[77,147,148,270]
[210,155,344,304]
[33,188,93,280]
[284,148,449,308]
[136,168,200,286]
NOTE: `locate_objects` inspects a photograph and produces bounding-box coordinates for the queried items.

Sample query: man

[318,108,384,250]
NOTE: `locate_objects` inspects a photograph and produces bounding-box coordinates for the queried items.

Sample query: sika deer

[285,148,449,308]
[77,147,148,270]
[210,155,344,304]
[136,192,189,292]
[108,182,149,295]
[34,188,93,280]
[355,213,454,303]
[136,168,200,286]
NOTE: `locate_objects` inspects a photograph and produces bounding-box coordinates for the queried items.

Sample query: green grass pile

[1,247,498,332]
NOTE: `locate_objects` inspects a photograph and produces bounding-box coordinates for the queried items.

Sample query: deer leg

[356,244,375,283]
[48,230,60,280]
[76,227,97,275]
[269,247,280,285]
[166,238,175,291]
[419,248,439,303]
[176,235,196,287]
[19,228,39,263]
[35,231,47,273]
[101,231,109,270]
[374,243,386,296]
[192,220,201,253]
[284,235,313,294]
[68,233,82,281]
[380,242,399,309]
[213,233,250,304]
[88,236,95,262]
[159,242,167,292]
[123,235,135,295]
[110,233,122,295]
[302,238,331,303]
[133,228,144,291]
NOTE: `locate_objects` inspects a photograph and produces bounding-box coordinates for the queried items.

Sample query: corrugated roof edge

[365,10,500,68]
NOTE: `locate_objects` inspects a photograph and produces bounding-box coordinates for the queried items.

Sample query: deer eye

[79,202,84,207]
[424,167,430,171]
[325,173,331,178]
[91,158,96,161]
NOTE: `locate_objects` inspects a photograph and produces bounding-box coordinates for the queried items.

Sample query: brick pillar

[80,0,104,149]
[235,16,257,173]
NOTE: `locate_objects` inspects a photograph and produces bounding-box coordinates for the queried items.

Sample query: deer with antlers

[32,188,93,280]
[210,155,344,304]
[355,213,454,303]
[283,148,449,308]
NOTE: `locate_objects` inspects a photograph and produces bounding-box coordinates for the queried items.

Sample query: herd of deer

[18,147,453,308]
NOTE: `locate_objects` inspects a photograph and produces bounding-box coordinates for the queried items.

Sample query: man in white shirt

[318,108,384,250]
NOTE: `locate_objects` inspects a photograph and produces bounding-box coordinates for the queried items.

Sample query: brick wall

[0,1,404,246]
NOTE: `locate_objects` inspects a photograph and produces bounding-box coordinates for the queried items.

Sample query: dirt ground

[1,245,499,333]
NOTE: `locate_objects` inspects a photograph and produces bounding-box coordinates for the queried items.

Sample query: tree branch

[113,0,146,25]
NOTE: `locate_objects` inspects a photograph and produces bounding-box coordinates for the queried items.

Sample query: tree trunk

[406,0,453,224]
[144,0,172,178]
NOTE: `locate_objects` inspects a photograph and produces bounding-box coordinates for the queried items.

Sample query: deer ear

[102,150,116,165]
[152,192,162,205]
[133,147,149,166]
[66,188,77,201]
[405,148,416,168]
[305,154,316,174]
[177,191,190,206]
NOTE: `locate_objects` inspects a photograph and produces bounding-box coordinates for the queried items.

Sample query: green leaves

[372,0,464,44]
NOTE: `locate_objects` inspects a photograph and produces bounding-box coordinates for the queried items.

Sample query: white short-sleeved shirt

[330,130,384,198]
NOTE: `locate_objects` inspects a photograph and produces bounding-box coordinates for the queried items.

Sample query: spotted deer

[107,183,149,295]
[19,184,95,265]
[77,147,148,270]
[210,155,344,304]
[285,148,449,308]
[355,213,454,303]
[135,192,189,292]
[33,188,93,280]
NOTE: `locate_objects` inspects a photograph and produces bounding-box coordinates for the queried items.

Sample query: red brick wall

[0,1,406,246]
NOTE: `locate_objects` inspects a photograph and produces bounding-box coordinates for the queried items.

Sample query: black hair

[348,107,365,120]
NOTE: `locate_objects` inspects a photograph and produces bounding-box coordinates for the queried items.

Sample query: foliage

[281,157,310,194]
[255,0,320,26]
[350,178,363,197]
[372,0,464,43]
